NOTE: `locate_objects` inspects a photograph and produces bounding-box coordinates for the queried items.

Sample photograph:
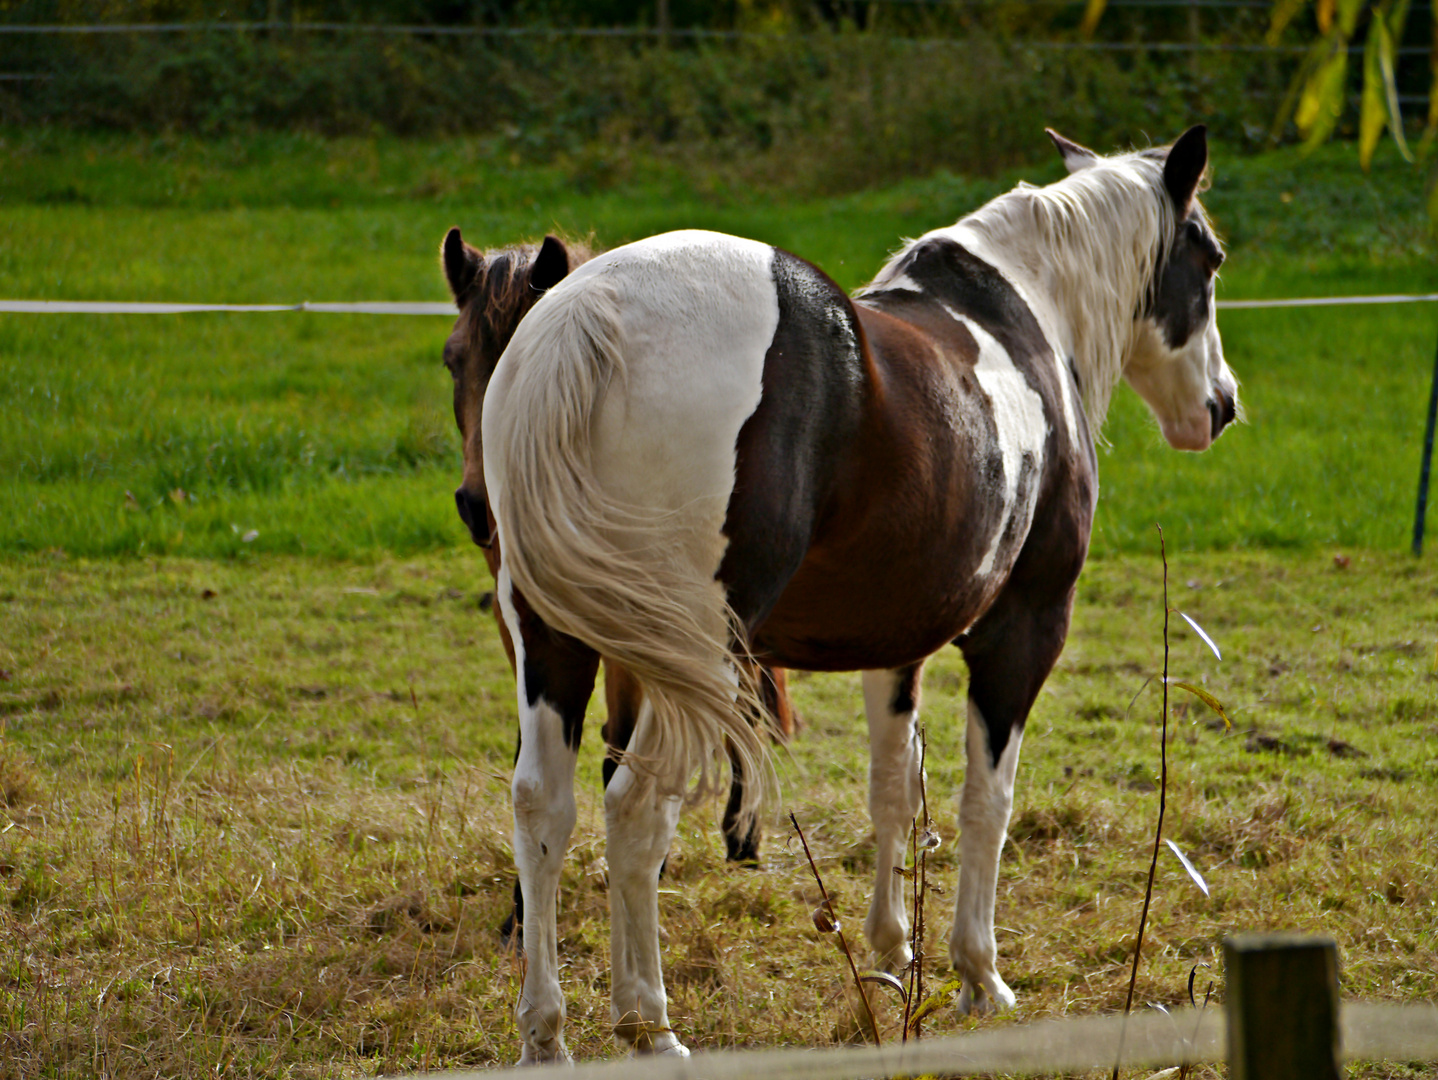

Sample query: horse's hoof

[517,1040,571,1066]
[956,974,1016,1016]
[628,1034,689,1058]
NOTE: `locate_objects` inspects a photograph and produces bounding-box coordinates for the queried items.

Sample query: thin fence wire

[4,295,1437,316]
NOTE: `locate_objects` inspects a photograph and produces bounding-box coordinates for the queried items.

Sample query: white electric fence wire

[2,294,1437,316]
[421,1002,1438,1080]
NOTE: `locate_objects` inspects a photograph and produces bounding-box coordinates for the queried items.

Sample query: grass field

[1,130,1435,558]
[2,128,1437,1077]
[1,549,1435,1076]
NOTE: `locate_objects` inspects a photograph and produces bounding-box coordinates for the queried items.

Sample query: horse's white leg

[861,663,926,973]
[498,569,598,1065]
[949,698,1023,1014]
[605,711,688,1057]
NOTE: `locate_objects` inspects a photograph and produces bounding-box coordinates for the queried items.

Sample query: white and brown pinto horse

[438,233,797,939]
[479,126,1237,1062]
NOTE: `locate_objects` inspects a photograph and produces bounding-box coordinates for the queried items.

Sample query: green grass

[1,131,1435,558]
[1,130,1436,1076]
[1,548,1434,1076]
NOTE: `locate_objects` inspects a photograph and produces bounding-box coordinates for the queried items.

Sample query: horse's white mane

[863,150,1188,433]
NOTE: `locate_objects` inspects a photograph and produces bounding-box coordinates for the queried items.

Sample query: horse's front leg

[861,663,926,972]
[950,697,1023,1014]
[605,710,687,1057]
[950,595,1071,1015]
[498,569,599,1064]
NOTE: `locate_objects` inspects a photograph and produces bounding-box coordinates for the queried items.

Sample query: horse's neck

[952,193,1149,434]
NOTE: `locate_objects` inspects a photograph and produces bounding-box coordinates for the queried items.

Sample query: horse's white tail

[485,275,772,814]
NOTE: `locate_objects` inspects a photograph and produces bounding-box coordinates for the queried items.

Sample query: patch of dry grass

[0,547,1435,1076]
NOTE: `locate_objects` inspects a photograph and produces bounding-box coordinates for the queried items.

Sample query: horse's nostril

[1220,392,1236,428]
[455,488,493,547]
[1208,400,1222,440]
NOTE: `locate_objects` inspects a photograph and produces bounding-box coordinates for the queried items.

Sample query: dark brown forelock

[463,238,599,357]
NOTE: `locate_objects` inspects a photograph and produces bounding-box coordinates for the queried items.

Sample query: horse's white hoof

[625,1031,689,1057]
[517,1036,571,1066]
[956,973,1016,1016]
[870,944,913,976]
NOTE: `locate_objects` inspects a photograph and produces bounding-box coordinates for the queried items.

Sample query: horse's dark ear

[1163,125,1209,215]
[1047,128,1097,173]
[442,227,481,301]
[529,235,570,294]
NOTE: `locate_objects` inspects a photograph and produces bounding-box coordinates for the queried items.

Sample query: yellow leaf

[1296,46,1348,149]
[1079,0,1107,38]
[1171,681,1232,731]
[1317,0,1334,32]
[907,978,965,1029]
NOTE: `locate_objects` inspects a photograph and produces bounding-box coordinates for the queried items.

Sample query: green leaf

[907,977,965,1029]
[1336,0,1365,34]
[1296,36,1348,150]
[1171,681,1232,731]
[1361,15,1389,169]
[1426,164,1438,236]
[1267,0,1313,46]
[1377,16,1414,161]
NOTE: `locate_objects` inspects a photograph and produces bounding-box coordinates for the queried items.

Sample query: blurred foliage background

[0,1,1433,197]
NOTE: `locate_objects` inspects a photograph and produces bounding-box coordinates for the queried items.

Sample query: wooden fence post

[1224,932,1341,1080]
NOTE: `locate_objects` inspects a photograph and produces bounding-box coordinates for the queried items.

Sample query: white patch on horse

[860,668,924,972]
[604,727,688,1056]
[950,700,1022,1015]
[497,566,581,1063]
[939,306,1049,576]
[584,231,780,579]
[872,270,925,294]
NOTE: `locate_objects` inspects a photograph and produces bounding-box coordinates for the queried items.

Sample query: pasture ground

[1,548,1436,1077]
[1,129,1437,1076]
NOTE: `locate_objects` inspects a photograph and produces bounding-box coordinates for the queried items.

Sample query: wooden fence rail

[428,937,1438,1079]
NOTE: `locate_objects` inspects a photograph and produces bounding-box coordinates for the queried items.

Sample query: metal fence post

[1224,933,1341,1080]
[1414,325,1438,556]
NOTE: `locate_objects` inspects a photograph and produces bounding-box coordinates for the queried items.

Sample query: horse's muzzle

[454,487,493,548]
[1209,391,1237,440]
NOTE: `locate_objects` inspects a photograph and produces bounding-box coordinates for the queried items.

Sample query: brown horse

[479,126,1238,1062]
[438,233,796,923]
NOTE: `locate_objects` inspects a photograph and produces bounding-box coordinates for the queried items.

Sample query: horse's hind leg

[605,707,688,1057]
[497,570,600,1064]
[861,662,926,972]
[721,662,794,865]
[950,593,1071,1014]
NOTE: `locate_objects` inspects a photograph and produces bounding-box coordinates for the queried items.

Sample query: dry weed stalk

[1113,525,1173,1080]
[789,811,881,1045]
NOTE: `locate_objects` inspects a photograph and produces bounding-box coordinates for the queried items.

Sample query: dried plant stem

[1112,525,1171,1080]
[789,811,881,1046]
[903,723,931,1040]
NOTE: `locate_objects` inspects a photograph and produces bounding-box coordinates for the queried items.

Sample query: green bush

[0,27,1293,193]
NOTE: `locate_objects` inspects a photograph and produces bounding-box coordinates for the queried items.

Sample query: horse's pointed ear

[442,227,481,301]
[529,235,570,294]
[1163,125,1209,215]
[1047,128,1097,173]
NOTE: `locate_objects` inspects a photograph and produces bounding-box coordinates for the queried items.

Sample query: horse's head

[1053,125,1238,452]
[441,228,574,549]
